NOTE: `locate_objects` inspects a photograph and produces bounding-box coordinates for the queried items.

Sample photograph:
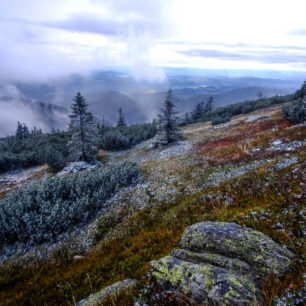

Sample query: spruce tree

[293,81,306,99]
[204,96,214,113]
[22,123,30,138]
[184,112,192,125]
[117,107,126,127]
[15,122,23,139]
[15,122,29,139]
[154,89,182,146]
[68,92,98,161]
[191,101,204,122]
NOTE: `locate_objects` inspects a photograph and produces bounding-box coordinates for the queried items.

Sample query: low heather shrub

[0,161,142,245]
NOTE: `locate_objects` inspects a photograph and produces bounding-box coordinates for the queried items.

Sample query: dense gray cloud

[43,13,157,36]
[180,49,306,65]
[0,0,305,85]
[167,40,306,51]
[0,0,171,83]
[6,0,167,37]
[290,28,306,36]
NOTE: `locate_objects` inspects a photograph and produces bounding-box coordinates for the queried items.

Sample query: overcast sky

[1,0,306,82]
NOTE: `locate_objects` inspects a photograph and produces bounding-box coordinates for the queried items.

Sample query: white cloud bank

[0,0,306,83]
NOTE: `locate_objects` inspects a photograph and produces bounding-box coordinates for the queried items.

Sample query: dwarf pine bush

[98,122,157,151]
[0,162,142,245]
[283,98,306,124]
[0,129,70,173]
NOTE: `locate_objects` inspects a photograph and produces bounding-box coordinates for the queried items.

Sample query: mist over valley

[0,71,299,136]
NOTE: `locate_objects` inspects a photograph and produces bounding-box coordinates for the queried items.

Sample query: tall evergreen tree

[15,122,23,139]
[68,92,98,161]
[191,101,204,122]
[117,107,126,127]
[154,89,182,146]
[31,127,42,135]
[293,81,306,99]
[204,96,214,113]
[15,122,29,139]
[22,123,30,138]
[184,112,192,125]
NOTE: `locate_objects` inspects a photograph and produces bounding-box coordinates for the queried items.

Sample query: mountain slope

[88,91,149,124]
[0,103,305,305]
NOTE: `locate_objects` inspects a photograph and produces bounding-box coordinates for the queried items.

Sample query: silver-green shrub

[0,162,142,245]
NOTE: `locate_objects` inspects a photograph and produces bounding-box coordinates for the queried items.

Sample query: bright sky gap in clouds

[0,0,306,82]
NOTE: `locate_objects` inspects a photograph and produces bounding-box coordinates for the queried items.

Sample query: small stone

[73,255,84,260]
[76,279,137,306]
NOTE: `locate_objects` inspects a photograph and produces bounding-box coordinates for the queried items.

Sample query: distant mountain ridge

[84,85,293,124]
[87,91,148,125]
[0,72,300,135]
[184,86,292,110]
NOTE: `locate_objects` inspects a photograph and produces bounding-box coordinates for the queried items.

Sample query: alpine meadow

[0,1,305,305]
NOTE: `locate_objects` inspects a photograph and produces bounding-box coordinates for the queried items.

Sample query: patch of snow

[200,159,269,189]
[213,121,239,130]
[269,140,306,152]
[57,161,101,177]
[158,141,192,160]
[245,115,270,123]
[275,157,298,170]
[0,165,49,193]
[271,139,282,146]
[286,123,306,130]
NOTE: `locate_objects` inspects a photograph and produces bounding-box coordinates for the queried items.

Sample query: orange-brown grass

[262,270,305,306]
[0,189,11,199]
[193,118,306,167]
[194,137,237,151]
[232,119,291,139]
[195,119,291,152]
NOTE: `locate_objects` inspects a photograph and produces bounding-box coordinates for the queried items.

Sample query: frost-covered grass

[0,164,50,197]
[0,161,142,246]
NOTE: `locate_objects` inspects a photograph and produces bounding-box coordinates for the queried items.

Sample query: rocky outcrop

[151,222,295,305]
[76,279,137,306]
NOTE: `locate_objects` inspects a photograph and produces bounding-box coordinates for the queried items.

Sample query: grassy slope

[0,104,305,305]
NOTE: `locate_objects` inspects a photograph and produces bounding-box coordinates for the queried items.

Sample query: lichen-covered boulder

[151,222,295,305]
[76,279,137,306]
[181,222,294,279]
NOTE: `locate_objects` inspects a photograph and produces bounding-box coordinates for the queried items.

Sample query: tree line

[1,82,305,173]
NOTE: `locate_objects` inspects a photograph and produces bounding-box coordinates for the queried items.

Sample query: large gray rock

[76,279,137,306]
[151,222,295,305]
